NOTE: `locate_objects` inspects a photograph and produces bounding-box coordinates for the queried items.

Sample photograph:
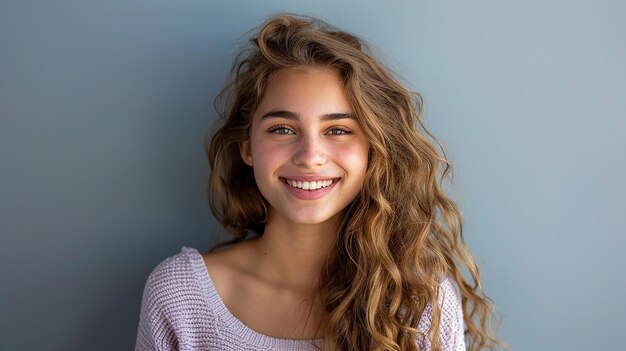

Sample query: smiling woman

[240,67,369,224]
[135,13,505,351]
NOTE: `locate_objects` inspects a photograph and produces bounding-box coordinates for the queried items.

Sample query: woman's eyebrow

[322,113,355,121]
[260,110,299,120]
[260,110,355,121]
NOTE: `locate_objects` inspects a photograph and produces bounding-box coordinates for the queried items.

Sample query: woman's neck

[253,215,340,292]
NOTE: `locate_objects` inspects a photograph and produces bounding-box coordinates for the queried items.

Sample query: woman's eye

[268,126,295,135]
[328,127,351,135]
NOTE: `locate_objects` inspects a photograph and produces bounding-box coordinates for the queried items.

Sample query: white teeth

[285,178,335,190]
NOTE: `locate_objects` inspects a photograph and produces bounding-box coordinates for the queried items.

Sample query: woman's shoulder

[140,247,209,311]
[202,237,261,277]
[201,238,261,301]
[136,245,261,350]
[145,247,204,284]
[416,276,466,351]
[139,243,253,311]
[439,276,462,306]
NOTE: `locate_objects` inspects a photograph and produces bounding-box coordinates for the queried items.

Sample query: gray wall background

[1,1,624,350]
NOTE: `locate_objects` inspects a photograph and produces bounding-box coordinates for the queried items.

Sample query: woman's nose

[292,134,326,168]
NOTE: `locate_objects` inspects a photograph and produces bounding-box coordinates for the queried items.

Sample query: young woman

[136,14,504,351]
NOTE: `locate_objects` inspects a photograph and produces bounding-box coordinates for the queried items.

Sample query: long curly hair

[206,13,504,351]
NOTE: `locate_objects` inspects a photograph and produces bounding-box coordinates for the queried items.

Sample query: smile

[282,178,338,191]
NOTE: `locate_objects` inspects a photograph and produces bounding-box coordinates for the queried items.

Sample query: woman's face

[240,66,369,228]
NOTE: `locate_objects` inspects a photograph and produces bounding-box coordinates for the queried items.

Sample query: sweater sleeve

[135,261,180,351]
[135,280,158,351]
[417,276,466,351]
[437,277,465,351]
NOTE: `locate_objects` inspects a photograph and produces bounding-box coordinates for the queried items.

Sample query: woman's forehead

[254,67,351,118]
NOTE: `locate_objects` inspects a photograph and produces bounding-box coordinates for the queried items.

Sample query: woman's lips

[280,177,340,200]
[284,178,335,190]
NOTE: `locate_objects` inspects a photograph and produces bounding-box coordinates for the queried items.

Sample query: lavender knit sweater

[135,247,465,351]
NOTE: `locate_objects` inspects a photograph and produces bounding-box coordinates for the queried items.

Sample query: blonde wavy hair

[206,13,504,351]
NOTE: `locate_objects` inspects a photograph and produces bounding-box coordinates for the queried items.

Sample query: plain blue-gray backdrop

[1,1,624,350]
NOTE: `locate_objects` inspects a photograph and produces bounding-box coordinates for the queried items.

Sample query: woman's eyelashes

[267,124,295,135]
[327,126,351,135]
[266,125,353,136]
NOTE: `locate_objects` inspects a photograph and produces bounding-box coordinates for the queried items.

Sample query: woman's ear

[239,140,253,166]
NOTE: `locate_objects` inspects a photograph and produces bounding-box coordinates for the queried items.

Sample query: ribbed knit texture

[135,247,465,351]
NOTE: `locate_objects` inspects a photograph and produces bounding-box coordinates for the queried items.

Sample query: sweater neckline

[183,246,325,349]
